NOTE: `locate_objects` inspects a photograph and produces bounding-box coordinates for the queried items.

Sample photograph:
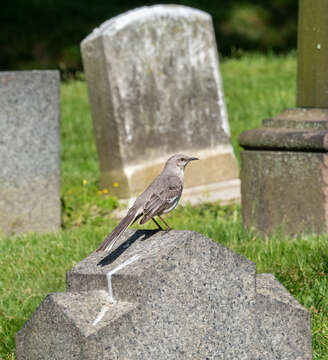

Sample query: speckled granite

[255,273,312,360]
[16,230,312,359]
[0,71,61,234]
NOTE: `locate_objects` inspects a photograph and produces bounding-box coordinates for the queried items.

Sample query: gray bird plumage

[96,154,198,252]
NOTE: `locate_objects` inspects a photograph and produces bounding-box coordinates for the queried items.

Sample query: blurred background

[1,0,298,76]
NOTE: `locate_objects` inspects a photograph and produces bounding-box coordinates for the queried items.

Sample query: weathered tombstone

[0,71,61,234]
[16,230,312,359]
[81,5,239,205]
[239,0,328,235]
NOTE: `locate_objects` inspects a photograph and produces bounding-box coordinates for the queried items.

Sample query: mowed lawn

[0,53,327,359]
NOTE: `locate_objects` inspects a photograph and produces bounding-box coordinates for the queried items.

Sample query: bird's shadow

[97,229,160,267]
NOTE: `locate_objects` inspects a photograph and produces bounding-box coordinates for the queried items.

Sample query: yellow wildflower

[113,182,119,188]
[82,179,88,185]
[103,188,109,194]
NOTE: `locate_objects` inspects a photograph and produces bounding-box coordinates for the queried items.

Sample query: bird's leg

[157,215,172,231]
[151,217,163,230]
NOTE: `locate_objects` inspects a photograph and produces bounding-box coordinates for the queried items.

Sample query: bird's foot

[157,215,172,231]
[151,217,163,230]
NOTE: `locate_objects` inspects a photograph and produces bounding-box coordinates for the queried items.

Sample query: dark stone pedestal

[239,108,328,236]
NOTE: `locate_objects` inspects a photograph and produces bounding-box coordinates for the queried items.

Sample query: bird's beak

[189,157,199,161]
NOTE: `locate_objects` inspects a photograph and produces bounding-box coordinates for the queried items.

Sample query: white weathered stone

[81,5,239,202]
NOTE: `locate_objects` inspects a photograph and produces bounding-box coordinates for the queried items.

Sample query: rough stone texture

[263,108,328,130]
[239,108,328,236]
[255,274,312,360]
[0,71,61,234]
[16,230,312,359]
[239,128,328,152]
[81,5,239,201]
[241,150,328,235]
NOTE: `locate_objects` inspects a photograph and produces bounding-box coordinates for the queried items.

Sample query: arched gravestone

[16,230,312,359]
[81,5,239,204]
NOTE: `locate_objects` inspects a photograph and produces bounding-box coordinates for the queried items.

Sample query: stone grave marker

[0,71,61,234]
[81,5,239,205]
[239,0,328,236]
[16,230,312,359]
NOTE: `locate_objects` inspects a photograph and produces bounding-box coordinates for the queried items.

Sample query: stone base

[263,108,328,130]
[241,150,328,236]
[100,146,239,199]
[181,178,240,205]
[114,178,240,219]
[239,107,328,236]
[16,230,312,359]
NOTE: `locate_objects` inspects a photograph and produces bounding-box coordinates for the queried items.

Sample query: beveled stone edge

[263,108,328,130]
[239,127,328,152]
[256,273,307,312]
[81,5,211,45]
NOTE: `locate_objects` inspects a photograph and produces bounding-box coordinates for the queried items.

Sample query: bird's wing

[139,175,183,225]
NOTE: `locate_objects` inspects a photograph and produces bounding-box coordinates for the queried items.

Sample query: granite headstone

[0,71,61,234]
[16,230,312,359]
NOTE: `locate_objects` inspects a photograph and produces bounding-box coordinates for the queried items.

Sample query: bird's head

[166,154,199,170]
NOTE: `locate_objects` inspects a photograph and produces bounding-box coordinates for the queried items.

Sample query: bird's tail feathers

[96,207,138,252]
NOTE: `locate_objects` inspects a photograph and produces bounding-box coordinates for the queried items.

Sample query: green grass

[1,53,327,359]
[222,51,297,161]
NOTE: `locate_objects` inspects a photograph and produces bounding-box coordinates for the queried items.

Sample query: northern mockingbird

[96,154,198,252]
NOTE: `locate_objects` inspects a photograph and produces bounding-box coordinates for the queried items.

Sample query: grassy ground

[1,53,327,359]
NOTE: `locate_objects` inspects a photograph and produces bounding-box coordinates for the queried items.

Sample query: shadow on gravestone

[0,71,61,235]
[16,230,312,359]
[81,5,240,206]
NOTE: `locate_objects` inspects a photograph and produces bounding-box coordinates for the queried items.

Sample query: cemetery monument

[16,230,312,359]
[0,71,61,234]
[239,0,328,236]
[81,5,240,206]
